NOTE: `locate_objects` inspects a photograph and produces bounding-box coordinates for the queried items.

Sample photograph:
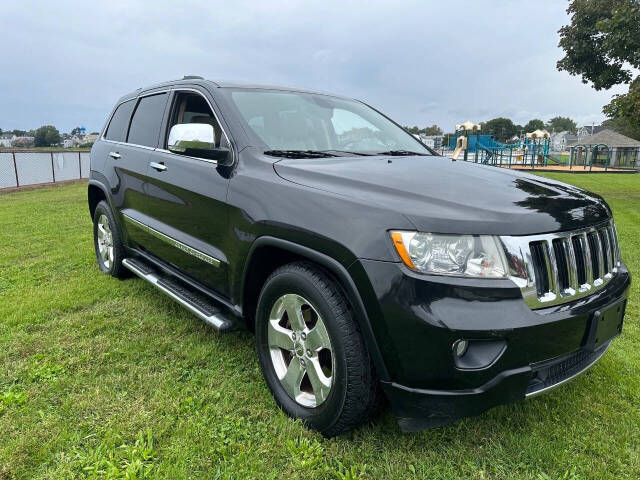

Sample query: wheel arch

[87,179,109,219]
[240,236,390,381]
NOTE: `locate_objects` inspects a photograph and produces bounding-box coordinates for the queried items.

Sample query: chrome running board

[122,257,235,332]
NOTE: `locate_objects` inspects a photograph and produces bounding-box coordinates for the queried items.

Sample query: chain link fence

[0,150,90,190]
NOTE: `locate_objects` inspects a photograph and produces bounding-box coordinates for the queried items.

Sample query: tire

[93,200,128,278]
[255,261,378,436]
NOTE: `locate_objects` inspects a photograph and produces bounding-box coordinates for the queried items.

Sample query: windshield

[223,89,433,156]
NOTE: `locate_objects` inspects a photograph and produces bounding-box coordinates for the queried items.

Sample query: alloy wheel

[96,214,114,270]
[267,293,334,407]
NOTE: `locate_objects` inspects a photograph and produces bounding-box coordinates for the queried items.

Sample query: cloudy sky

[1,0,628,134]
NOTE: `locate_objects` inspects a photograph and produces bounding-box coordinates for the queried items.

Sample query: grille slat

[516,221,620,307]
[552,239,570,292]
[587,232,602,281]
[572,235,587,287]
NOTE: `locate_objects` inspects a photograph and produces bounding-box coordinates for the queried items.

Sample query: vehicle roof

[115,77,354,105]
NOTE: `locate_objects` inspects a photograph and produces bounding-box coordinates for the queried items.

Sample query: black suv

[89,77,630,435]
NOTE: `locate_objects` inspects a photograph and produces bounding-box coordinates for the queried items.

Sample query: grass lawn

[0,174,638,479]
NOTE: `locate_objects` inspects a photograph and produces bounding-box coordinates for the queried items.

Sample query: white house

[418,134,444,149]
[577,125,610,140]
[550,131,577,152]
[0,134,15,147]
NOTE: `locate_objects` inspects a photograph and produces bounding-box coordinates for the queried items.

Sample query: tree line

[405,116,578,144]
[0,125,99,147]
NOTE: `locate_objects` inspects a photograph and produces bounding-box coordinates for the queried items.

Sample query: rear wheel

[93,201,127,278]
[255,262,378,436]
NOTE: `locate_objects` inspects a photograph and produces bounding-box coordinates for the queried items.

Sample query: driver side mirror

[168,123,232,165]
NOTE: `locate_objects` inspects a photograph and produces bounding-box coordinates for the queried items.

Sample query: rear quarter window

[127,93,168,147]
[104,99,136,142]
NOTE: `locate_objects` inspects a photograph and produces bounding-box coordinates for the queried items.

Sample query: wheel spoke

[283,295,306,331]
[108,247,114,262]
[97,225,105,239]
[306,320,331,352]
[306,357,332,404]
[267,320,294,350]
[280,359,305,400]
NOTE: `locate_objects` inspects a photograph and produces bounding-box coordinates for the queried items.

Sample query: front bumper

[348,259,631,431]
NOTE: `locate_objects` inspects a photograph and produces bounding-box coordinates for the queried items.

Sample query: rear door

[106,92,169,248]
[144,88,232,297]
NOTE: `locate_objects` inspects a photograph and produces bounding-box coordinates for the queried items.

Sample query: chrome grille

[501,220,621,309]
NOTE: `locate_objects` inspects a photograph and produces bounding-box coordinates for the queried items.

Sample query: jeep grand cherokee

[88,76,630,436]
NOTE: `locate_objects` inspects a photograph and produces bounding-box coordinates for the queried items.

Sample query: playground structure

[447,122,635,172]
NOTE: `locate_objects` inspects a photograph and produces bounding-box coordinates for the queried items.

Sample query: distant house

[577,125,610,140]
[550,131,577,152]
[0,133,13,147]
[418,134,444,149]
[12,136,35,148]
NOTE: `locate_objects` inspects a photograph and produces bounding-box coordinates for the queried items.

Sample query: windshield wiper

[264,150,339,159]
[317,149,373,156]
[375,150,428,156]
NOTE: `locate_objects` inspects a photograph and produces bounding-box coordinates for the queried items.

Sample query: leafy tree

[481,117,518,142]
[71,126,83,136]
[34,125,61,147]
[545,116,577,134]
[557,0,640,133]
[523,119,545,133]
[422,125,443,136]
[12,129,26,136]
[602,112,640,140]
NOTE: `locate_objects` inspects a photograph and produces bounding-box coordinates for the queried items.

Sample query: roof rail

[183,75,204,80]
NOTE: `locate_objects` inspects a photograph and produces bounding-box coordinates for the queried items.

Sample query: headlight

[390,231,508,278]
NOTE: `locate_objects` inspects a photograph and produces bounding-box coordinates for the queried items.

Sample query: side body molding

[241,236,390,381]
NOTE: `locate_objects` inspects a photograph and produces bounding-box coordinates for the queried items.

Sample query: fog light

[453,339,468,358]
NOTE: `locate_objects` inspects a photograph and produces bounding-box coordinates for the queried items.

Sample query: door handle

[109,151,121,159]
[150,161,167,172]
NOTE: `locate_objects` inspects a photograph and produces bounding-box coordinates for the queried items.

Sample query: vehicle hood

[273,155,611,235]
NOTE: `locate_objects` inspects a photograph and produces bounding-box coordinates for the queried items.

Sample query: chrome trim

[122,214,220,267]
[109,151,121,159]
[501,220,620,309]
[525,342,611,398]
[122,258,231,330]
[154,148,219,165]
[102,138,156,151]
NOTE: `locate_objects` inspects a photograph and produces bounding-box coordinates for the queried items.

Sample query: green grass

[0,174,638,479]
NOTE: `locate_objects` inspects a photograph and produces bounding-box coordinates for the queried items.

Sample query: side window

[104,99,135,142]
[166,92,227,149]
[127,93,168,147]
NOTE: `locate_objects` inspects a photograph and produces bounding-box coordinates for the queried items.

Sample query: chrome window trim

[154,148,219,165]
[501,219,621,310]
[122,214,221,267]
[101,138,156,151]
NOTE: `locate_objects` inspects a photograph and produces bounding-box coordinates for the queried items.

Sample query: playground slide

[544,153,566,165]
[452,136,466,160]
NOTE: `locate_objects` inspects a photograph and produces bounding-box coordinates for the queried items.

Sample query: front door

[144,89,231,297]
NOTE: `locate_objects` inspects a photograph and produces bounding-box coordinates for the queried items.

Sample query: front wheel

[255,262,379,436]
